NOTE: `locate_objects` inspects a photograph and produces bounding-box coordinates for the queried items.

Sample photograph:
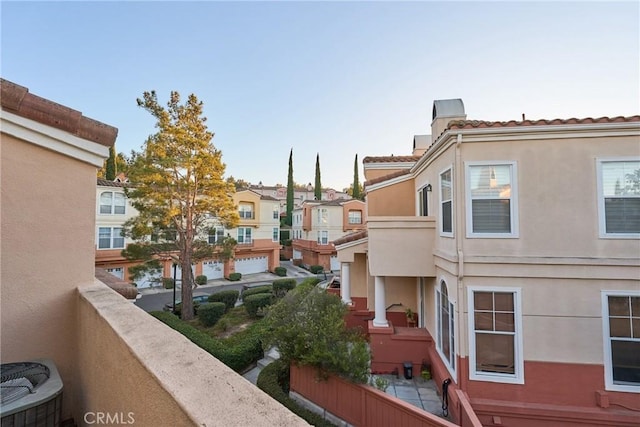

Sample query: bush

[244,293,273,318]
[228,272,242,281]
[242,285,272,299]
[272,278,296,298]
[162,277,175,289]
[195,275,208,286]
[274,266,287,277]
[257,360,335,427]
[208,290,240,312]
[309,265,324,274]
[303,277,322,286]
[151,311,264,372]
[198,302,226,327]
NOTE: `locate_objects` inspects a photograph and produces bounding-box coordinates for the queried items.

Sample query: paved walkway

[377,374,448,418]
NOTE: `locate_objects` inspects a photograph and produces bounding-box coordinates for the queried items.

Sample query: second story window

[239,203,254,219]
[440,168,453,236]
[237,227,252,244]
[466,162,518,237]
[317,208,328,225]
[598,159,640,237]
[208,227,224,244]
[98,227,124,249]
[273,207,279,220]
[348,210,362,224]
[99,191,126,215]
[272,227,279,242]
[317,230,328,245]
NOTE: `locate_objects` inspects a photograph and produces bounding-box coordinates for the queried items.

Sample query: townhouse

[335,99,640,426]
[249,182,351,217]
[291,198,366,272]
[95,184,281,286]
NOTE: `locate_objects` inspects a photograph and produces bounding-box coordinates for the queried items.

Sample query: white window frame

[317,230,328,245]
[273,207,280,220]
[435,279,456,379]
[97,227,125,250]
[237,227,252,244]
[99,191,126,215]
[467,286,524,384]
[272,227,279,242]
[596,158,640,239]
[317,208,328,225]
[465,161,519,238]
[417,184,430,216]
[208,227,225,245]
[601,290,640,393]
[439,167,454,237]
[348,210,362,225]
[239,203,254,219]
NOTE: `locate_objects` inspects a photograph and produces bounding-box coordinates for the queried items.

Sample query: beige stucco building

[1,78,305,426]
[336,98,640,426]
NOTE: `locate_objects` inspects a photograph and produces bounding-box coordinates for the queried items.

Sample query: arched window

[437,280,455,373]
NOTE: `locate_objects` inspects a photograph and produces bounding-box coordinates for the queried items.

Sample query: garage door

[330,256,340,272]
[235,256,268,275]
[136,269,162,289]
[202,260,224,280]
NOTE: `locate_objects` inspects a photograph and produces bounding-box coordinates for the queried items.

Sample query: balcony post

[373,276,388,327]
[340,262,352,305]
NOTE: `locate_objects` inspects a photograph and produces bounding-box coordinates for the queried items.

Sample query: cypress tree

[314,153,322,200]
[105,145,116,180]
[352,154,362,200]
[286,149,294,226]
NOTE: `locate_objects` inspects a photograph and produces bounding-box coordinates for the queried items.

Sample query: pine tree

[122,90,239,320]
[105,145,116,180]
[352,154,362,200]
[286,149,294,226]
[314,153,322,200]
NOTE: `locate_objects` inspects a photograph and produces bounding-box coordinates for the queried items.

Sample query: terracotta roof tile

[364,169,411,188]
[447,116,640,130]
[97,178,128,188]
[1,78,118,147]
[260,194,279,201]
[363,155,421,164]
[333,229,368,246]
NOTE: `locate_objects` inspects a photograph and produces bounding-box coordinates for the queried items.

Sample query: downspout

[455,133,466,392]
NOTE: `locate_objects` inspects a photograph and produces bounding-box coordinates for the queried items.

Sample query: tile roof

[333,229,368,246]
[447,116,640,130]
[97,178,128,188]
[363,155,422,164]
[260,195,279,201]
[364,169,412,187]
[1,78,118,147]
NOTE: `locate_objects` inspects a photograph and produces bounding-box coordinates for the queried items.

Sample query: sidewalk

[137,261,315,295]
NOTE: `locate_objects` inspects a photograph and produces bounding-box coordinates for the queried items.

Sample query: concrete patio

[377,373,451,421]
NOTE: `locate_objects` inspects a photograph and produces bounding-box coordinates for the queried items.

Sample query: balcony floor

[378,374,452,421]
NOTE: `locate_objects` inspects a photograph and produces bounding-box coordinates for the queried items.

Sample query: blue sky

[2,1,638,190]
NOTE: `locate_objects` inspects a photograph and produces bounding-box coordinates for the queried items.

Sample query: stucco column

[373,276,388,327]
[340,262,352,305]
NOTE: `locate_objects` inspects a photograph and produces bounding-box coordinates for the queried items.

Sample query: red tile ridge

[364,169,411,187]
[448,115,640,130]
[333,229,368,246]
[363,155,421,164]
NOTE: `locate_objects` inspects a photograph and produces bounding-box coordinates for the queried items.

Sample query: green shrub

[208,290,240,312]
[257,360,335,427]
[195,275,208,285]
[272,278,296,298]
[242,285,273,299]
[162,277,175,289]
[198,302,226,327]
[309,265,324,274]
[151,311,263,372]
[228,272,242,281]
[303,277,322,286]
[244,293,273,318]
[274,266,287,277]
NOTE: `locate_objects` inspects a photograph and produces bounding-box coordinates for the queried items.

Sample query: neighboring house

[94,184,281,287]
[291,198,366,271]
[249,182,351,216]
[335,98,640,426]
[0,78,306,426]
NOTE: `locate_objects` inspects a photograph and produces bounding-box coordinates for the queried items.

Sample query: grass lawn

[189,305,260,339]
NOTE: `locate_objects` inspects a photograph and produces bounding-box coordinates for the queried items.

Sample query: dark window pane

[472,199,511,233]
[495,292,514,311]
[631,297,640,317]
[611,340,640,384]
[476,333,515,374]
[474,292,493,311]
[605,198,640,233]
[610,318,631,338]
[609,296,630,316]
[442,201,452,233]
[475,312,493,331]
[495,313,515,332]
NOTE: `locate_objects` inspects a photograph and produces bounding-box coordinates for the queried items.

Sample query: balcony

[71,281,307,426]
[367,216,436,277]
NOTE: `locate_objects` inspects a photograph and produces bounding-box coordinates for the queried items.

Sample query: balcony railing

[367,216,436,277]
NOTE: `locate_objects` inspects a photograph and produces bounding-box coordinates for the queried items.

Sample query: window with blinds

[600,160,640,235]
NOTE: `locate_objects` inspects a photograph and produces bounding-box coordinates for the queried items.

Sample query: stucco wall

[367,179,415,216]
[77,283,308,426]
[1,134,97,419]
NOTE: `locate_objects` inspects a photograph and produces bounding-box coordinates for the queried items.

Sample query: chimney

[431,99,466,144]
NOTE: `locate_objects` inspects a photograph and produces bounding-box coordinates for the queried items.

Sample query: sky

[2,1,639,191]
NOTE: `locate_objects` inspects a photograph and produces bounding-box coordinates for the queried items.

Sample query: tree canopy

[314,153,322,200]
[285,149,294,226]
[122,90,239,320]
